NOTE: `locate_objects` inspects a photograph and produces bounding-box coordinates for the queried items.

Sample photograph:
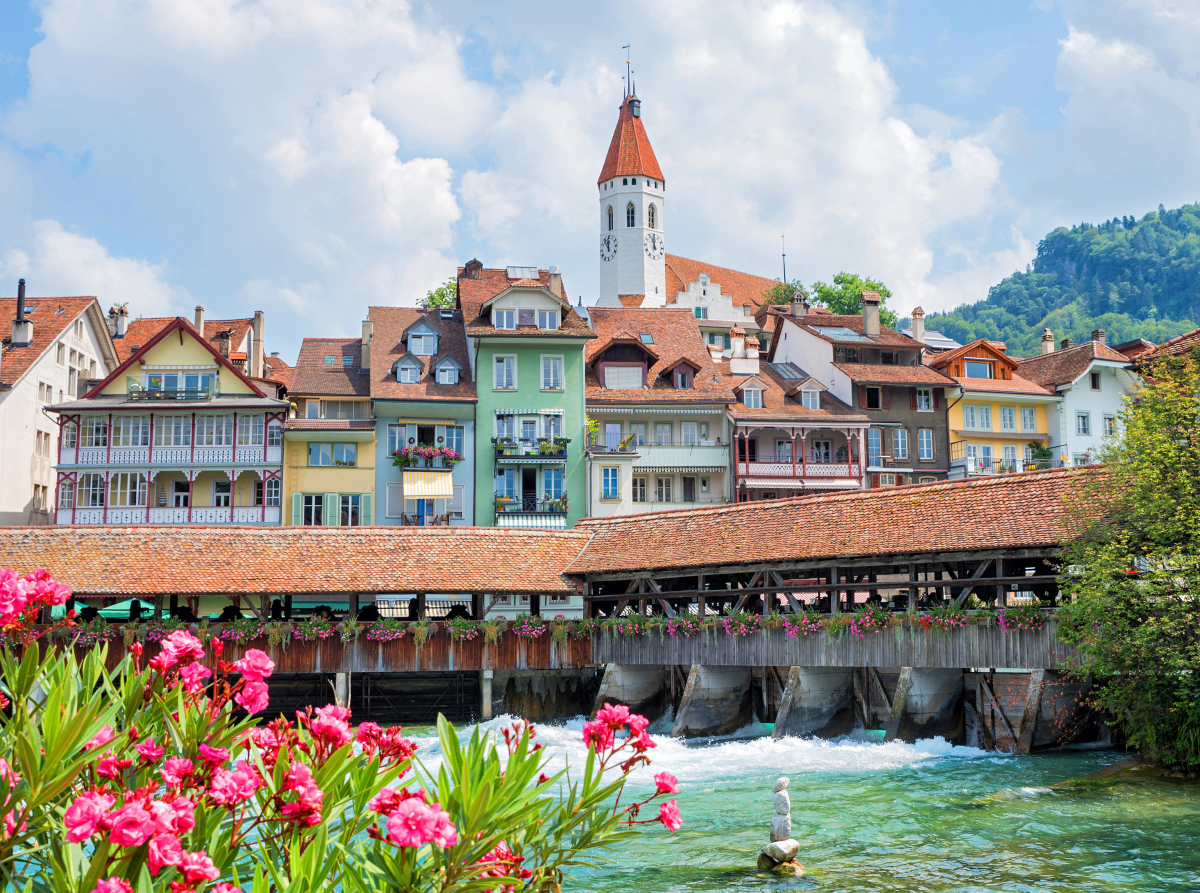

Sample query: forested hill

[925,202,1200,357]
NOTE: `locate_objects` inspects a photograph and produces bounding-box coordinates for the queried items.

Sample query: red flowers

[107,802,155,847]
[654,772,679,794]
[0,567,70,630]
[378,791,457,849]
[658,800,683,832]
[583,703,682,835]
[232,649,274,714]
[63,791,115,842]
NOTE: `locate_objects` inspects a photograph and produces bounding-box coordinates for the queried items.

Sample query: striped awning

[495,408,563,416]
[402,470,454,498]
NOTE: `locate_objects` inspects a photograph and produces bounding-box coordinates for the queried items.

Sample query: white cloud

[0,220,188,315]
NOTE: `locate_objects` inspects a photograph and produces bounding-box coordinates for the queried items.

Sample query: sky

[0,0,1198,359]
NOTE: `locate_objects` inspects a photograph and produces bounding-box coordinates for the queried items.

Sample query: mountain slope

[926,203,1200,356]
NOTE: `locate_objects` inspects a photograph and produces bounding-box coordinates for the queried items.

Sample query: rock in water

[762,839,800,862]
[773,861,804,877]
[770,813,791,842]
[756,852,779,870]
[772,790,791,814]
[773,777,789,793]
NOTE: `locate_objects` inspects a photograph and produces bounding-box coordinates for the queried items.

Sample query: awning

[495,408,563,416]
[402,470,455,498]
[587,406,725,415]
[741,477,862,489]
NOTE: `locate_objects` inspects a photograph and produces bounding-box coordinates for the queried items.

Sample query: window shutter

[896,474,905,486]
[451,485,464,515]
[870,473,880,488]
[882,387,891,409]
[909,388,917,410]
[435,425,445,447]
[933,388,942,410]
[386,482,403,518]
[360,493,372,525]
[858,385,867,407]
[518,308,535,326]
[324,493,339,526]
[291,493,302,526]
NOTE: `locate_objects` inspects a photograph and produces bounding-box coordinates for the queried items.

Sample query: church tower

[596,91,666,307]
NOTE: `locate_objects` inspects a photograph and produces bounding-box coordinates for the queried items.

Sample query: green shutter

[360,493,372,525]
[291,493,302,526]
[324,493,339,526]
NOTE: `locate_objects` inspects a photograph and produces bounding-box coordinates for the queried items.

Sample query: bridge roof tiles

[0,526,588,596]
[566,466,1100,575]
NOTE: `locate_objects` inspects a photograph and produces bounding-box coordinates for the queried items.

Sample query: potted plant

[538,439,559,456]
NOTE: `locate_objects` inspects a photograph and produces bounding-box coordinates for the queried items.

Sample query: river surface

[407,716,1200,893]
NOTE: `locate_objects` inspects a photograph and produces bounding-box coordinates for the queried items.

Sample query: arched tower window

[648,204,657,230]
[607,205,614,232]
[626,202,636,228]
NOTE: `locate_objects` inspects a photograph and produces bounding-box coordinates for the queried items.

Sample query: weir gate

[7,468,1105,752]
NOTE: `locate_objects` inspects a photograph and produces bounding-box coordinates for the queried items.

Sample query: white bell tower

[596,91,666,307]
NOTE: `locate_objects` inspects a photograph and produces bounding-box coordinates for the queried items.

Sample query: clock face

[644,232,665,260]
[600,233,618,261]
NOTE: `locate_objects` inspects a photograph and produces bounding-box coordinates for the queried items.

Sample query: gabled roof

[1016,340,1131,389]
[368,306,477,404]
[289,339,369,398]
[664,255,777,313]
[781,313,924,350]
[1130,327,1200,363]
[456,265,593,340]
[597,93,664,184]
[203,318,253,349]
[82,317,266,399]
[0,297,116,388]
[831,363,958,387]
[723,363,868,425]
[114,316,254,364]
[929,338,1054,396]
[584,307,732,404]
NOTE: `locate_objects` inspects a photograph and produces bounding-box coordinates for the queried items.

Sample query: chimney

[1091,328,1106,346]
[107,306,128,338]
[861,291,881,338]
[729,326,760,375]
[251,311,265,378]
[361,318,373,373]
[910,306,925,344]
[1042,328,1054,354]
[11,279,33,347]
[218,330,231,358]
[790,296,807,317]
[547,265,563,298]
[708,343,723,362]
[194,305,205,334]
[1061,338,1073,350]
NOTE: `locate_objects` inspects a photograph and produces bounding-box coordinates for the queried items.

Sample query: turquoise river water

[408,716,1200,893]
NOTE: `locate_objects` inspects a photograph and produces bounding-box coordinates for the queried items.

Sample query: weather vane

[623,44,631,96]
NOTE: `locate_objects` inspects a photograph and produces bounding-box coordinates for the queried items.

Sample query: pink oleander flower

[84,725,115,751]
[149,797,195,836]
[177,849,220,885]
[630,730,655,754]
[595,702,630,729]
[283,763,315,793]
[427,802,458,848]
[386,798,438,848]
[91,879,133,893]
[356,722,382,746]
[161,757,194,787]
[63,791,116,842]
[234,679,269,714]
[4,808,27,836]
[368,786,409,815]
[213,885,244,893]
[147,832,183,875]
[0,756,20,787]
[95,757,133,781]
[108,802,154,847]
[581,720,614,752]
[627,713,649,734]
[179,661,211,693]
[232,649,274,681]
[160,630,205,664]
[208,762,262,807]
[654,772,679,795]
[134,738,165,762]
[148,652,178,674]
[659,799,683,832]
[307,704,353,748]
[197,744,230,764]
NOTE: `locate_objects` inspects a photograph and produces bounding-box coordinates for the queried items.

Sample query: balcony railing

[58,506,282,525]
[127,387,214,402]
[62,445,282,466]
[737,461,861,478]
[949,441,1059,475]
[494,497,568,514]
[493,438,570,460]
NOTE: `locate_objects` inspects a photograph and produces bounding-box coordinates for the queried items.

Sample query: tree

[761,279,808,307]
[809,272,899,327]
[421,277,457,309]
[1057,353,1200,768]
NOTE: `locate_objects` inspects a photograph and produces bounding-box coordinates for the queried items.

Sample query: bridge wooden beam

[581,575,1060,602]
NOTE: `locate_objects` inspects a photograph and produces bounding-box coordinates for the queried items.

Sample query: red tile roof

[597,94,664,184]
[1129,327,1200,362]
[288,339,370,397]
[0,526,587,596]
[585,308,733,404]
[566,466,1103,575]
[930,338,1058,396]
[114,316,254,364]
[664,255,778,311]
[0,297,106,388]
[724,363,867,424]
[264,354,294,390]
[204,318,253,349]
[284,419,376,431]
[368,306,477,403]
[832,363,957,386]
[1017,340,1128,388]
[787,313,924,349]
[457,265,593,340]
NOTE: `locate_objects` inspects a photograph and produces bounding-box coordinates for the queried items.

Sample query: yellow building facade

[282,422,377,526]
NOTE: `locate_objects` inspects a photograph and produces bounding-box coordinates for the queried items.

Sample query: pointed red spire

[597,93,664,185]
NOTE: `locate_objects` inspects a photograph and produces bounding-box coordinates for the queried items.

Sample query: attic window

[640,333,653,344]
[324,356,336,365]
[743,388,763,409]
[341,356,353,366]
[675,369,691,390]
[801,389,820,410]
[964,360,993,379]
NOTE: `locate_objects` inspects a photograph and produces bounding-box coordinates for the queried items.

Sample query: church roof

[597,94,664,184]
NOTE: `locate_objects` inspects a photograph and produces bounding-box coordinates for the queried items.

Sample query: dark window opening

[865,387,881,409]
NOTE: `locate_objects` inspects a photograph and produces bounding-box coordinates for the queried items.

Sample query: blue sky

[0,0,1197,357]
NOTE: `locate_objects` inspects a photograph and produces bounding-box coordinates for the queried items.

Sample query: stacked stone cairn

[756,777,803,876]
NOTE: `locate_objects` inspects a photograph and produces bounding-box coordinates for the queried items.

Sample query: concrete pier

[671,665,753,738]
[590,664,673,720]
[772,668,855,739]
[883,668,964,743]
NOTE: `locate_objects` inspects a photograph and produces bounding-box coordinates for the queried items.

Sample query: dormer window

[801,389,819,410]
[743,387,763,408]
[436,366,457,385]
[964,360,993,379]
[675,369,691,390]
[537,311,559,330]
[395,358,422,384]
[409,334,437,356]
[494,310,515,330]
[604,366,643,389]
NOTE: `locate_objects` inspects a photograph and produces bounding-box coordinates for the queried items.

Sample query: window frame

[632,476,647,503]
[494,355,517,390]
[1103,414,1116,437]
[602,467,619,499]
[916,388,933,412]
[541,355,564,390]
[742,387,763,409]
[918,428,934,461]
[1090,371,1101,390]
[963,360,994,379]
[537,310,559,331]
[893,427,909,461]
[1020,406,1037,432]
[494,310,515,330]
[1076,412,1091,436]
[867,428,882,465]
[801,389,820,410]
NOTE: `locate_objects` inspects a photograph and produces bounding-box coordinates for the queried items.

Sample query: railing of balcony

[737,461,861,478]
[65,445,282,466]
[493,497,568,514]
[492,437,570,459]
[58,506,282,525]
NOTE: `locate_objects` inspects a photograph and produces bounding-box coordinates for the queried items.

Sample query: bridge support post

[590,664,672,721]
[772,668,854,739]
[334,672,349,709]
[884,668,964,743]
[671,665,753,739]
[480,669,494,720]
[1016,669,1046,754]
